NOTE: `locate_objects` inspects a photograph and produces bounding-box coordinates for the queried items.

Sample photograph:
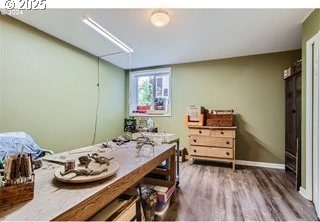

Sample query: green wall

[301,9,320,188]
[127,50,301,164]
[0,15,125,153]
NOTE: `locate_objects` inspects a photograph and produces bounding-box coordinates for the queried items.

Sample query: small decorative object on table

[54,153,119,183]
[65,159,76,171]
[0,153,35,209]
[124,117,137,133]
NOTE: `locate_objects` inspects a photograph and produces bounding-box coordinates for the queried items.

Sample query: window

[129,67,171,116]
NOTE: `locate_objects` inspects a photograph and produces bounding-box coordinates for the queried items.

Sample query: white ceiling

[12,9,312,69]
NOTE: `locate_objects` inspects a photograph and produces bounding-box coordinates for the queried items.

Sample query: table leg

[176,139,180,187]
[169,148,177,202]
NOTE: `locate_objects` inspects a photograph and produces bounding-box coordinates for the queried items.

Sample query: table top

[0,142,175,221]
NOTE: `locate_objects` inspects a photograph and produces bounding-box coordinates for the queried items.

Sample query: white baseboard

[299,186,312,201]
[236,160,285,169]
[299,187,308,199]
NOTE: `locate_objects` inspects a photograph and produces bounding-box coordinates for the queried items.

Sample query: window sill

[129,113,172,117]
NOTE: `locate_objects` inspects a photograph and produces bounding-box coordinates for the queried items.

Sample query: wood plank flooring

[165,161,318,221]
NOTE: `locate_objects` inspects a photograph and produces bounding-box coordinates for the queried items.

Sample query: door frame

[306,31,320,215]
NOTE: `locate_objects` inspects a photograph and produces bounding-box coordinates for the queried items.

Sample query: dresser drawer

[190,146,233,159]
[189,136,233,148]
[189,128,211,136]
[211,129,235,138]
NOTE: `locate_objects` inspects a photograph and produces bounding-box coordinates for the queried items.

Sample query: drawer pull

[194,149,197,153]
[226,152,230,156]
[226,141,230,145]
[220,131,224,135]
[199,130,202,134]
[193,139,197,143]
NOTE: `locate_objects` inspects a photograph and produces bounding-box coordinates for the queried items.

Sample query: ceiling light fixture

[82,16,133,53]
[151,10,170,27]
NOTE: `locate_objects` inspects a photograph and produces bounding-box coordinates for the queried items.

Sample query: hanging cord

[127,52,132,118]
[91,51,133,145]
[129,51,132,73]
[91,57,101,145]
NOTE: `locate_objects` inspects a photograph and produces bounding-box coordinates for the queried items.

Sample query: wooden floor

[165,161,318,221]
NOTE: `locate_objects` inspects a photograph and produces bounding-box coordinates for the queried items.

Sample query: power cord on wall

[91,51,132,145]
[91,57,101,145]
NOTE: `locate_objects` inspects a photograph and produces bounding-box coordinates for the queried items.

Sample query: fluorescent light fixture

[82,16,133,53]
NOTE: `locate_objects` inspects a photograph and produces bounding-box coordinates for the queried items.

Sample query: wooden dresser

[188,126,237,170]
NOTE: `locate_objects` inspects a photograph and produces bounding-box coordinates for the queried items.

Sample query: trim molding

[299,186,312,201]
[306,33,315,203]
[236,160,285,169]
[306,31,320,204]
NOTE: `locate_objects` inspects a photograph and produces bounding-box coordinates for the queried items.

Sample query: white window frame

[129,67,172,117]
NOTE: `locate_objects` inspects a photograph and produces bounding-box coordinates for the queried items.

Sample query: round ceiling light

[151,10,170,27]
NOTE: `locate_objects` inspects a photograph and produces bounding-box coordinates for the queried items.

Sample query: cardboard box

[186,106,205,122]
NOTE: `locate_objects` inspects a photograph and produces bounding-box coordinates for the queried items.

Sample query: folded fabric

[0,132,45,160]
